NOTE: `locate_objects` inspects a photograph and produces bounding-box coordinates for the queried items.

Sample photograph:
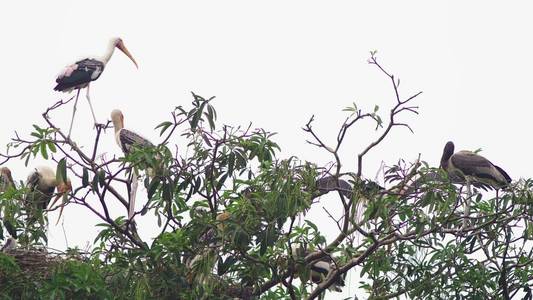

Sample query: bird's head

[0,167,13,181]
[111,109,125,130]
[112,37,139,69]
[216,211,231,230]
[0,167,14,190]
[440,141,455,169]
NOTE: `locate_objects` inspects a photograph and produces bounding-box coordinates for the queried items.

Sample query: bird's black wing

[451,152,494,178]
[451,151,506,189]
[120,129,155,154]
[54,59,105,91]
[315,176,353,199]
[493,165,512,183]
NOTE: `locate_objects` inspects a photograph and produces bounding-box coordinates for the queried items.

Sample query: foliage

[0,53,532,299]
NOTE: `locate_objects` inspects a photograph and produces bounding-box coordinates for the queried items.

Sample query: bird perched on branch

[440,141,511,190]
[24,166,71,225]
[291,243,345,293]
[111,109,154,220]
[0,167,15,192]
[440,141,511,227]
[54,37,139,137]
[111,109,154,155]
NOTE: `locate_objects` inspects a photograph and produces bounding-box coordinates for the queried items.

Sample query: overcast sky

[2,1,532,298]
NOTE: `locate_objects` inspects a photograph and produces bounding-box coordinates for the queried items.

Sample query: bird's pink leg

[85,83,98,127]
[67,89,81,138]
[128,172,138,220]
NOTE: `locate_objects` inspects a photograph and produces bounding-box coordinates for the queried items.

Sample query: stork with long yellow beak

[54,37,139,137]
[111,109,154,221]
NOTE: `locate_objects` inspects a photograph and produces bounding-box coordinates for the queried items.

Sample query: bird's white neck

[100,41,117,64]
[112,118,124,134]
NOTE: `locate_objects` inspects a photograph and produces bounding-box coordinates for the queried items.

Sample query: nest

[0,247,83,282]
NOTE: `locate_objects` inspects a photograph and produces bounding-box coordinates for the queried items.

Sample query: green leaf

[260,237,267,256]
[304,220,318,232]
[227,153,235,175]
[98,169,106,187]
[56,158,67,183]
[216,173,228,191]
[233,229,250,250]
[217,256,236,276]
[201,134,212,147]
[148,178,161,200]
[40,142,48,160]
[190,98,209,131]
[206,105,216,131]
[91,174,99,193]
[162,182,172,202]
[47,141,57,153]
[82,168,89,187]
[24,152,31,166]
[155,121,173,136]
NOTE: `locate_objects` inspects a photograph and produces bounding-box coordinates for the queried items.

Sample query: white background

[1,1,532,298]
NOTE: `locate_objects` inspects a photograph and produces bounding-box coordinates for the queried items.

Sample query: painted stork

[0,167,15,192]
[440,141,511,227]
[111,109,154,220]
[54,37,139,137]
[25,166,72,225]
[111,109,154,154]
[291,244,346,293]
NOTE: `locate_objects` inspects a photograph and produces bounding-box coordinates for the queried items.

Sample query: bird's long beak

[117,40,139,69]
[49,181,72,225]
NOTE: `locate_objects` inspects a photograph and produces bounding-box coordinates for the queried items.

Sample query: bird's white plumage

[55,38,138,138]
[28,166,56,189]
[111,109,154,221]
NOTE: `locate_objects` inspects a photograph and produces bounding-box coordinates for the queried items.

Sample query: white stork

[54,37,139,138]
[25,166,72,225]
[0,167,15,192]
[440,141,511,227]
[111,109,154,220]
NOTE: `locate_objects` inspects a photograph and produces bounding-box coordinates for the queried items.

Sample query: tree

[1,52,532,299]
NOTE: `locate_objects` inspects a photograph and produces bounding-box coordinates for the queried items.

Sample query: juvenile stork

[54,37,139,137]
[111,109,154,220]
[0,167,15,192]
[440,141,511,227]
[25,166,72,225]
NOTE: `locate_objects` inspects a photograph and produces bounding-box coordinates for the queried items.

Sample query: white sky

[1,1,533,298]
